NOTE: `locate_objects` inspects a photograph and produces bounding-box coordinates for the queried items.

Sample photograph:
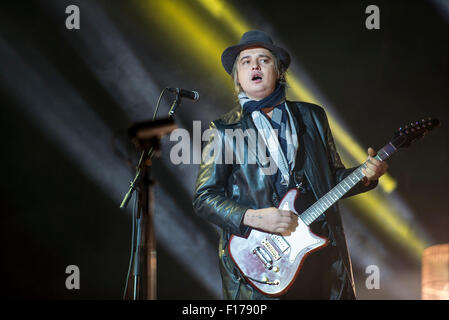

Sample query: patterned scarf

[238,84,298,198]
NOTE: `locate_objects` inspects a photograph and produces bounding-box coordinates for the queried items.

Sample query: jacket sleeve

[321,109,378,198]
[192,121,250,236]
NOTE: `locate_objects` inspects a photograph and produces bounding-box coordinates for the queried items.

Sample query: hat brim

[221,41,291,75]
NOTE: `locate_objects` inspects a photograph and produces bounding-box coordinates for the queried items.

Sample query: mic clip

[168,91,181,119]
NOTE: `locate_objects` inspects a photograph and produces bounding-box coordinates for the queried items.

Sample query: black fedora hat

[221,30,291,75]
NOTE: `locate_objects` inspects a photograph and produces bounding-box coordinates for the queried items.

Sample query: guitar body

[228,189,328,296]
[227,118,439,297]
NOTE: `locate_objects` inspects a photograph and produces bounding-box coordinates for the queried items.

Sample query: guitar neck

[300,142,397,226]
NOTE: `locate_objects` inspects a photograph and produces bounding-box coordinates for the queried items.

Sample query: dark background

[1,0,447,299]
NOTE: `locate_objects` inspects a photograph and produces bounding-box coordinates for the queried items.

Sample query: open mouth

[251,74,263,82]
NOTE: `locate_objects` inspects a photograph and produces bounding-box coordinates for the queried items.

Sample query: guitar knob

[273,266,279,272]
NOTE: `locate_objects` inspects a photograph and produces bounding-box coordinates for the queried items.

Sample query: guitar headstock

[392,118,440,149]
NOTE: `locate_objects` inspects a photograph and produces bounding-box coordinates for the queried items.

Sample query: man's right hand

[243,207,298,234]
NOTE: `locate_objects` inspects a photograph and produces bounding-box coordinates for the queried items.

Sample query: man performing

[192,30,388,300]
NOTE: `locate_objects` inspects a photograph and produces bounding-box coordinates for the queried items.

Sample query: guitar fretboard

[300,142,397,226]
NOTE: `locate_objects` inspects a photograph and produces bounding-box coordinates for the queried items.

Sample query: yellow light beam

[143,1,228,74]
[348,192,428,261]
[286,74,397,193]
[196,0,250,36]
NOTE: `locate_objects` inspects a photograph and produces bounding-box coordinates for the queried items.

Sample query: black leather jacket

[192,101,377,299]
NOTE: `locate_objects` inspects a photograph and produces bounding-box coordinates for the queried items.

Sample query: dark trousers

[281,243,338,299]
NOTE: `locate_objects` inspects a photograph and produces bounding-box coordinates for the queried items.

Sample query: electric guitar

[228,118,440,296]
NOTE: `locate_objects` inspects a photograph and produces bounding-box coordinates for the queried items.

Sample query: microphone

[167,87,200,101]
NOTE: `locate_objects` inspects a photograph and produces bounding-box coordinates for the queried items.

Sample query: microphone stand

[120,92,179,300]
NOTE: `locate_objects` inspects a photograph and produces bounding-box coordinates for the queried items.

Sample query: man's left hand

[361,147,389,183]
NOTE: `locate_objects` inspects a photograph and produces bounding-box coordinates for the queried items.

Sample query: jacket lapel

[287,101,328,199]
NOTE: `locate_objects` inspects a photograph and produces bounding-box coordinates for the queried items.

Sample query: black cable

[122,192,137,300]
[152,87,168,121]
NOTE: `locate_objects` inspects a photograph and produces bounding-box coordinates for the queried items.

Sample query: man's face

[236,47,277,101]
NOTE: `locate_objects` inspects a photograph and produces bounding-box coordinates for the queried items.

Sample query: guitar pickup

[261,238,281,261]
[252,246,273,270]
[270,234,290,253]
